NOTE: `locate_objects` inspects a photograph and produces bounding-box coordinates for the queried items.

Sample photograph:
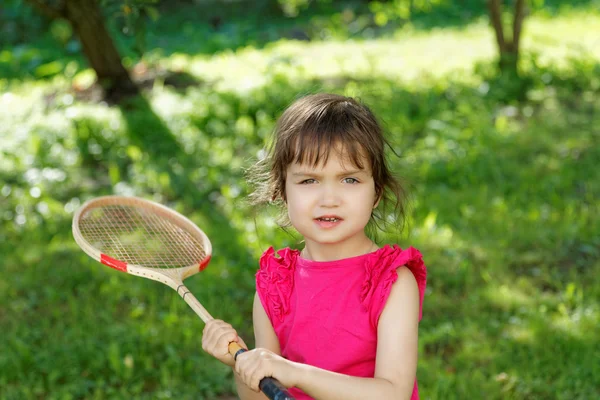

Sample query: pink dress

[256,244,427,400]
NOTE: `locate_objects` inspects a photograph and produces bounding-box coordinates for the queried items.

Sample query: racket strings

[79,205,206,268]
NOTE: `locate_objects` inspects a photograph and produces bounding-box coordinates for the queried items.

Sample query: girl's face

[284,149,379,260]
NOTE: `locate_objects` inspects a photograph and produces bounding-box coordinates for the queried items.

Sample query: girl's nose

[319,184,340,207]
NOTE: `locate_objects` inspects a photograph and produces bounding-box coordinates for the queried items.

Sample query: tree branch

[512,0,526,54]
[487,0,506,53]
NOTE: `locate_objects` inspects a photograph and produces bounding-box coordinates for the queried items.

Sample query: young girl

[202,93,427,400]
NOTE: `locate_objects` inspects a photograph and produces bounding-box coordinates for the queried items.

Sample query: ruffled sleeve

[360,245,427,327]
[255,247,299,323]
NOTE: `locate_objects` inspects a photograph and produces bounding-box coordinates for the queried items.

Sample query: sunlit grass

[156,12,600,91]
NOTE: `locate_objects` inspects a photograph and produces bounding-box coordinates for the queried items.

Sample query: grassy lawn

[1,4,599,399]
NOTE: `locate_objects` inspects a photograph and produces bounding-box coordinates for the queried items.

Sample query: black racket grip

[234,348,296,400]
[259,377,295,400]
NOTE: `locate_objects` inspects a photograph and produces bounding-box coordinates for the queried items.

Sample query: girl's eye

[300,179,316,184]
[343,177,359,184]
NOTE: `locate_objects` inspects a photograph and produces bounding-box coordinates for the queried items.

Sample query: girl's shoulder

[255,247,299,322]
[363,245,426,284]
[259,246,300,267]
[361,245,428,322]
[256,246,300,282]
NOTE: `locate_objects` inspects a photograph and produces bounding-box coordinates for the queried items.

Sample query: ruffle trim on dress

[255,246,299,322]
[359,245,427,320]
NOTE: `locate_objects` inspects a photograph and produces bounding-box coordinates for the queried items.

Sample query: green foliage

[1,4,600,399]
[101,0,161,57]
[0,0,49,46]
[370,0,448,26]
[277,0,313,17]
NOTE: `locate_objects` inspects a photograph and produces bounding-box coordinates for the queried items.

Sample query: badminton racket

[72,195,294,400]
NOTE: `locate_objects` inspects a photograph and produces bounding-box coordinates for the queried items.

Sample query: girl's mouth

[316,217,341,222]
[314,216,343,228]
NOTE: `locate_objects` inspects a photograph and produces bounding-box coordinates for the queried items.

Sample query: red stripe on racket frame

[199,255,211,271]
[101,254,128,272]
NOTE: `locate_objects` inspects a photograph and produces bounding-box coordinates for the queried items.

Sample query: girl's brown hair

[248,93,408,235]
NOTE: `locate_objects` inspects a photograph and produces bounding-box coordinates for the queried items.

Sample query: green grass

[1,4,599,400]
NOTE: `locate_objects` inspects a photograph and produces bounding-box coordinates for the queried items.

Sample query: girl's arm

[234,292,283,400]
[236,267,420,400]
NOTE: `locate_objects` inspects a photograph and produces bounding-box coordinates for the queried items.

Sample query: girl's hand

[235,348,299,392]
[202,319,247,368]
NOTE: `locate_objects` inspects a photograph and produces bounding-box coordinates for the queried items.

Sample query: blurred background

[1,0,599,399]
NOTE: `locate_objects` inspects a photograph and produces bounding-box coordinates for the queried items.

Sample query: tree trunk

[27,0,139,101]
[488,0,506,55]
[487,0,526,76]
[64,0,138,101]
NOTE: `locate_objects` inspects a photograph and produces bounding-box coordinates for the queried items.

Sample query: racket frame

[72,195,214,321]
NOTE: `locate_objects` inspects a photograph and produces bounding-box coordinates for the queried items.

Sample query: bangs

[284,104,375,171]
[290,131,368,170]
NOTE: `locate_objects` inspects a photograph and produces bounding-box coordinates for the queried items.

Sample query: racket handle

[259,377,296,400]
[229,343,296,400]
